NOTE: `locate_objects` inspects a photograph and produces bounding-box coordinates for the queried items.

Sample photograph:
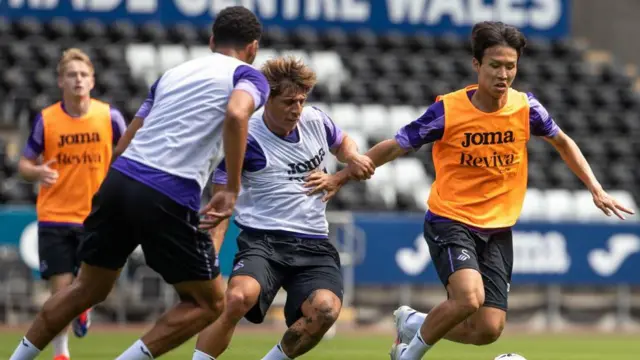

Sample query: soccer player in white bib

[9,6,270,360]
[191,57,375,360]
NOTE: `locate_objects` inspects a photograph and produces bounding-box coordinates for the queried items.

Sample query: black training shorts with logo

[424,220,514,311]
[230,230,343,327]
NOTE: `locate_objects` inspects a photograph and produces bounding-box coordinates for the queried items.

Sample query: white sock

[404,311,427,339]
[261,343,292,360]
[9,337,41,360]
[52,332,70,357]
[192,349,215,360]
[400,331,432,360]
[115,339,154,360]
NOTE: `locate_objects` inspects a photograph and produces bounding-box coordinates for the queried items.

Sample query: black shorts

[231,230,343,327]
[78,169,220,285]
[424,221,513,311]
[38,226,84,280]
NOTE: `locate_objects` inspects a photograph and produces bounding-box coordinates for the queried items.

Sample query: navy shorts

[38,226,83,280]
[424,221,513,311]
[231,230,343,327]
[78,169,220,284]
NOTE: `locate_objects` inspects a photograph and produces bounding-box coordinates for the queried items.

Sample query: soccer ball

[494,354,527,360]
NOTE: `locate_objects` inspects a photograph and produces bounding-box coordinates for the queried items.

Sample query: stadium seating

[0,18,638,219]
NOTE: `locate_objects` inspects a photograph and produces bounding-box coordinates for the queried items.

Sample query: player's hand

[37,159,59,187]
[345,154,375,181]
[199,189,238,230]
[304,170,345,202]
[591,187,635,220]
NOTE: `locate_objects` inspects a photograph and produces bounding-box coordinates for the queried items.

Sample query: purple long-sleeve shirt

[23,102,127,160]
[395,90,560,233]
[213,106,344,184]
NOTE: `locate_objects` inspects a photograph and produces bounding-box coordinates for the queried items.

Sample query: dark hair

[212,6,262,47]
[471,21,527,63]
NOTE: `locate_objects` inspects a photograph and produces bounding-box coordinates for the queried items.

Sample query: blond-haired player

[17,48,126,360]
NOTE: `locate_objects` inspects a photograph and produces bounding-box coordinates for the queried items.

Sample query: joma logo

[461,131,514,148]
[58,132,101,147]
[287,148,326,182]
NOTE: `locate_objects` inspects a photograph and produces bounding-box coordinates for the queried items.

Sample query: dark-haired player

[10,6,269,360]
[307,21,634,359]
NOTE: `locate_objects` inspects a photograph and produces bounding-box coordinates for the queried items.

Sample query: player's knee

[186,292,224,325]
[71,279,110,308]
[307,292,341,331]
[225,289,254,320]
[205,295,225,322]
[475,321,504,345]
[453,291,483,316]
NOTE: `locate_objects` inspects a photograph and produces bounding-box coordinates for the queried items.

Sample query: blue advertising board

[352,213,640,285]
[0,206,241,277]
[3,207,637,285]
[1,0,570,39]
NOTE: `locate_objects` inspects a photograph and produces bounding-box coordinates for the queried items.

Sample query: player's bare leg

[441,307,505,345]
[393,269,484,359]
[395,306,505,346]
[266,289,341,359]
[10,264,119,360]
[49,274,74,360]
[116,275,225,359]
[193,276,261,359]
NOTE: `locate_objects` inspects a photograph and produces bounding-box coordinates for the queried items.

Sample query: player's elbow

[224,107,251,127]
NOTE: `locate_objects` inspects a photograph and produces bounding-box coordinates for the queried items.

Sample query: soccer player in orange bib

[307,21,635,359]
[17,48,126,360]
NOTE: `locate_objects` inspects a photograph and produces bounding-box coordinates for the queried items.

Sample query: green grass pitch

[1,328,638,359]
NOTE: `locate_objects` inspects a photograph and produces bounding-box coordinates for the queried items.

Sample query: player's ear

[57,73,64,90]
[88,72,95,91]
[241,40,259,65]
[209,35,215,52]
[472,57,480,74]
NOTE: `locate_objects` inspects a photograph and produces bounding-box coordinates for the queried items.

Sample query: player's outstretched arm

[114,117,143,157]
[365,138,410,168]
[545,130,635,220]
[304,138,408,202]
[332,134,375,180]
